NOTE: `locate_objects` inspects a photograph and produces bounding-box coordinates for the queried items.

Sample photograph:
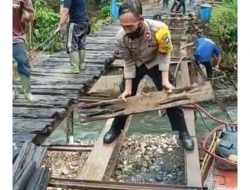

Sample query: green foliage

[207,1,237,64]
[98,5,111,19]
[32,0,63,52]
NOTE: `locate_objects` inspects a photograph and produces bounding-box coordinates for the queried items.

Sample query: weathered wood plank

[79,82,214,123]
[31,66,103,75]
[14,84,84,90]
[179,41,202,187]
[13,94,70,108]
[79,116,132,180]
[13,133,37,152]
[13,141,49,190]
[111,58,191,68]
[86,37,115,44]
[13,107,66,119]
[14,75,91,86]
[20,89,79,98]
[13,118,54,134]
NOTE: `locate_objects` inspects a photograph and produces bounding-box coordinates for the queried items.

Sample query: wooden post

[66,104,75,144]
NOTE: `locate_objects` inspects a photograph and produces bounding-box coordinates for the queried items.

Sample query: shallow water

[43,101,237,145]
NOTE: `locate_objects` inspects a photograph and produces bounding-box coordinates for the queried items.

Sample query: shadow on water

[43,101,237,145]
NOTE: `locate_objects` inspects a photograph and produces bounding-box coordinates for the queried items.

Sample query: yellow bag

[155,25,173,53]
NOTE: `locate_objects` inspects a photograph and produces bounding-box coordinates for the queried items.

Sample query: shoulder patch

[155,25,173,53]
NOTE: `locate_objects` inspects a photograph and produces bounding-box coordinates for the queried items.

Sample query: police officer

[103,1,194,150]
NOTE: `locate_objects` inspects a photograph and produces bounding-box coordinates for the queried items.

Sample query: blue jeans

[13,42,31,76]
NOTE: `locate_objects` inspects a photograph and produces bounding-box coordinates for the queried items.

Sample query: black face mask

[126,24,141,40]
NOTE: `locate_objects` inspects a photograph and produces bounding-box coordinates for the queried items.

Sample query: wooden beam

[79,82,214,123]
[88,75,123,97]
[110,58,192,68]
[179,41,202,187]
[79,78,148,180]
[79,117,132,180]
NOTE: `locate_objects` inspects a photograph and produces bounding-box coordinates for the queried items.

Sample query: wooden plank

[13,141,49,190]
[79,116,132,180]
[79,82,214,123]
[13,84,84,90]
[185,137,201,186]
[13,133,37,152]
[13,118,54,134]
[179,41,202,187]
[111,58,191,68]
[86,37,115,44]
[22,89,79,98]
[14,75,91,85]
[13,94,70,108]
[31,67,102,75]
[13,107,66,119]
[88,75,123,97]
[86,44,116,51]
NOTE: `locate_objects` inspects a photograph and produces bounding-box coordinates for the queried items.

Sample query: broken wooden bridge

[13,2,215,190]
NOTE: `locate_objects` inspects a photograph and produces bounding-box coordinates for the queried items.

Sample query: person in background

[163,0,169,9]
[13,0,36,102]
[103,1,194,151]
[55,0,89,73]
[180,34,221,78]
[171,0,186,15]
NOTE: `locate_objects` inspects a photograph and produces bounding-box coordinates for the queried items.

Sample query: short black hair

[119,0,143,17]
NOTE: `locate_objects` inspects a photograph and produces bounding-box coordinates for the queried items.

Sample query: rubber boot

[79,50,86,70]
[69,51,80,74]
[19,74,37,102]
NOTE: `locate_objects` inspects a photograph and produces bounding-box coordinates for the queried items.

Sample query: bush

[207,1,237,65]
[32,1,64,52]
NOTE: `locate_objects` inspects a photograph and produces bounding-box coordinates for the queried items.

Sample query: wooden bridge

[13,2,214,189]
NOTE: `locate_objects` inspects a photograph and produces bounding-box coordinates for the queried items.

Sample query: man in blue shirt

[181,35,221,78]
[55,0,89,73]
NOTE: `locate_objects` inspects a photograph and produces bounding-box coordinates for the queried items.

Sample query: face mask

[126,24,141,40]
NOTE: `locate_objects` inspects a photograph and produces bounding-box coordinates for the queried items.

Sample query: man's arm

[213,45,221,69]
[156,24,174,92]
[213,54,221,69]
[116,36,136,100]
[21,0,34,23]
[54,7,69,34]
[160,53,174,92]
[180,41,194,50]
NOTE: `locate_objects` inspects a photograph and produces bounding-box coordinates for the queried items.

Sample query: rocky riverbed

[43,133,185,185]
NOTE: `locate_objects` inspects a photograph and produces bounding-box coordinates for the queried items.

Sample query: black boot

[179,131,194,150]
[103,116,127,144]
[103,126,121,144]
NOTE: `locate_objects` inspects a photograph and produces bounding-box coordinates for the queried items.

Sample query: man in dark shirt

[171,0,186,15]
[13,0,36,102]
[55,0,89,73]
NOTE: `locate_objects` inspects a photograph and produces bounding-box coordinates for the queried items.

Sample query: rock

[167,174,173,179]
[61,168,69,175]
[168,147,173,151]
[162,144,168,148]
[155,173,163,182]
[156,148,164,154]
[71,161,79,166]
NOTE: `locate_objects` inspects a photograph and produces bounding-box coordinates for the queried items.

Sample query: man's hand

[162,81,175,93]
[118,90,131,102]
[21,9,34,23]
[54,26,62,34]
[214,64,220,70]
